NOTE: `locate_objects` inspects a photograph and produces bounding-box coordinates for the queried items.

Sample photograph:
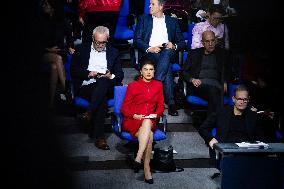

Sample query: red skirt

[122,118,158,138]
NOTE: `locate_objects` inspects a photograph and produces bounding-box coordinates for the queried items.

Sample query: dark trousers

[78,78,112,138]
[191,84,222,117]
[82,11,119,43]
[146,49,176,105]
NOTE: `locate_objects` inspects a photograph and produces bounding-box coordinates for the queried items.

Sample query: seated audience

[134,0,186,116]
[182,30,229,118]
[121,58,164,184]
[191,4,229,50]
[71,26,124,150]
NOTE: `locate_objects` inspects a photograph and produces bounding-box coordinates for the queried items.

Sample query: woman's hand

[133,114,145,120]
[146,114,157,119]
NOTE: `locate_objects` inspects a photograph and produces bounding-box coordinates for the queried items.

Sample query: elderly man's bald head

[202,31,216,54]
[202,30,215,41]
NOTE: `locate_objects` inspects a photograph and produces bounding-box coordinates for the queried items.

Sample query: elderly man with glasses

[71,26,124,150]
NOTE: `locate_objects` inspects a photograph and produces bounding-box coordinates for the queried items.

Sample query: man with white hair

[71,26,124,150]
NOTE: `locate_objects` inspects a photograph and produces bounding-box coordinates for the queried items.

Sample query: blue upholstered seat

[113,86,167,141]
[114,0,134,40]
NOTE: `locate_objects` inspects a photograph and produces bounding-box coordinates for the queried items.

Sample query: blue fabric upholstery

[144,0,150,14]
[74,96,114,109]
[171,63,181,72]
[114,0,134,40]
[186,83,240,107]
[187,23,195,49]
[183,32,188,40]
[212,127,216,137]
[275,130,283,141]
[187,95,208,106]
[113,86,167,141]
[64,54,73,82]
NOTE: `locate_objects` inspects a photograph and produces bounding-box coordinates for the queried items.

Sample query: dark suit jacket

[182,47,229,85]
[71,42,124,95]
[134,14,186,56]
[198,106,264,145]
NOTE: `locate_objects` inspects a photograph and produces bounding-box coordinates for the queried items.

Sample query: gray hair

[158,0,166,5]
[92,26,110,37]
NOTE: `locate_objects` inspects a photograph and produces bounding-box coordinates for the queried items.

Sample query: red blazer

[121,79,164,137]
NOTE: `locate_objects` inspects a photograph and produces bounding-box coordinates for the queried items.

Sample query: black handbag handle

[151,166,184,173]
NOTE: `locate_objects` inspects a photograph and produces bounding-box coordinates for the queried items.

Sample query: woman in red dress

[121,58,164,184]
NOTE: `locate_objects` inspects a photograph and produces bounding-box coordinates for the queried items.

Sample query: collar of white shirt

[152,13,165,19]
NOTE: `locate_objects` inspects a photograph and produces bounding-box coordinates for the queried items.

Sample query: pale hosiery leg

[54,55,66,90]
[143,131,153,180]
[135,119,153,163]
[49,63,59,108]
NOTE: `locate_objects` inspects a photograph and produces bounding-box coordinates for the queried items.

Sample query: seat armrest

[161,114,167,133]
[113,113,123,133]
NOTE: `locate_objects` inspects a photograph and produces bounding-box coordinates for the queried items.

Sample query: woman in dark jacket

[39,0,75,109]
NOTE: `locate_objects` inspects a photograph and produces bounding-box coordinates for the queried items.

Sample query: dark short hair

[139,56,156,70]
[208,4,225,15]
[234,84,249,97]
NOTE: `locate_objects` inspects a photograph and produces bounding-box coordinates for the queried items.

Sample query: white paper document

[235,141,269,148]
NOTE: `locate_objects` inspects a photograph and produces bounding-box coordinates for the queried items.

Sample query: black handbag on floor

[151,145,184,173]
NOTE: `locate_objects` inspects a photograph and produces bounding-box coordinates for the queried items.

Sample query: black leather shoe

[144,178,154,184]
[168,104,179,116]
[133,160,142,173]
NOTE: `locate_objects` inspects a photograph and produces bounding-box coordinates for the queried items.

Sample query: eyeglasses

[93,40,108,45]
[202,39,216,44]
[211,16,223,20]
[235,97,249,103]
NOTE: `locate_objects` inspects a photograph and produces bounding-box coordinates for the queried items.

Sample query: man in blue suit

[71,26,124,150]
[134,0,186,116]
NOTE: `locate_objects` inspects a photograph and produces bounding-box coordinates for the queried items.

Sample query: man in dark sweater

[182,30,229,117]
[198,84,264,149]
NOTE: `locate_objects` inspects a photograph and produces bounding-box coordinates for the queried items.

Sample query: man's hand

[69,47,75,54]
[165,42,175,50]
[98,70,112,79]
[79,17,85,26]
[209,138,218,149]
[148,46,162,53]
[88,71,98,78]
[192,78,202,87]
[133,114,145,120]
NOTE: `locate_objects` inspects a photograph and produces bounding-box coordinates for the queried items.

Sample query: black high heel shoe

[144,178,154,184]
[133,160,141,173]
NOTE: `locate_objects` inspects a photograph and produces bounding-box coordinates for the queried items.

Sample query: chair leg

[211,172,221,179]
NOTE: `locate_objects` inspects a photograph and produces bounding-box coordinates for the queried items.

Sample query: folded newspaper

[235,141,269,148]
